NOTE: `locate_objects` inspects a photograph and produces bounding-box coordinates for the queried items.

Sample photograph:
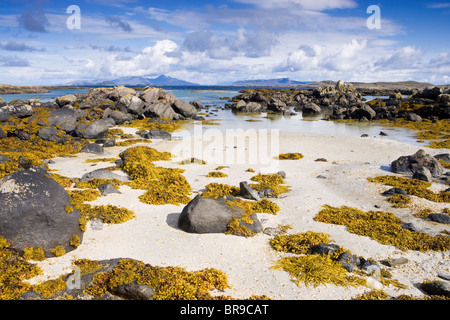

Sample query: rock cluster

[0,86,199,143]
[227,81,450,122]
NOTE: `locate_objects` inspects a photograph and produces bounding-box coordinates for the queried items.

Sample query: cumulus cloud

[276,39,367,73]
[100,40,179,77]
[182,28,279,59]
[374,46,423,70]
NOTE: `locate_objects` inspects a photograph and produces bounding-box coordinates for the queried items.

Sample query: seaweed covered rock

[75,119,110,139]
[0,169,83,256]
[391,149,443,178]
[178,194,262,235]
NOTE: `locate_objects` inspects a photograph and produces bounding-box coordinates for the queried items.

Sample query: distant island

[1,77,449,95]
[232,78,310,86]
[68,75,200,87]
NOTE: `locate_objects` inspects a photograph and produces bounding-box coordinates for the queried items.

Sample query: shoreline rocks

[226,82,450,122]
[0,85,200,144]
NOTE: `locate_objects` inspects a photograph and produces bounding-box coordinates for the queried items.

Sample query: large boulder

[391,149,443,178]
[172,100,197,118]
[75,119,110,139]
[178,194,262,235]
[38,127,70,144]
[302,103,321,116]
[351,105,376,120]
[141,88,161,104]
[0,169,83,256]
[47,107,79,133]
[56,94,78,107]
[143,103,178,120]
[119,95,145,115]
[421,87,442,100]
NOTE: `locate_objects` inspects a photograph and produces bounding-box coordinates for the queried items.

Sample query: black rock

[427,213,450,224]
[360,259,381,274]
[412,166,433,182]
[98,183,122,196]
[139,130,171,140]
[178,194,262,235]
[239,181,261,201]
[382,188,408,196]
[421,281,450,297]
[0,127,6,139]
[103,138,116,148]
[391,149,443,177]
[401,222,419,232]
[310,243,340,255]
[80,169,128,182]
[0,169,83,256]
[80,143,104,155]
[337,252,361,272]
[109,281,155,300]
[38,128,69,144]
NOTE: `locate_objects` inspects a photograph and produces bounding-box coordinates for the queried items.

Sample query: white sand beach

[26,127,450,300]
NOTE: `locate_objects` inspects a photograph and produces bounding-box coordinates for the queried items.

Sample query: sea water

[0,87,424,147]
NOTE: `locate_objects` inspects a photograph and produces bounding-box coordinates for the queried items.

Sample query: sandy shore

[26,126,450,300]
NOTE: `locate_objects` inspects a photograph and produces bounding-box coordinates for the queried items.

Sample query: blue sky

[0,0,449,85]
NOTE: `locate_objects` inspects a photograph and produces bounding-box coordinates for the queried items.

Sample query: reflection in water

[1,87,424,148]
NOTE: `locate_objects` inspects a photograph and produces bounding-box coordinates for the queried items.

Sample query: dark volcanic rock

[80,169,128,182]
[421,281,450,297]
[391,149,443,177]
[139,130,171,140]
[427,213,450,224]
[0,169,83,256]
[178,194,262,235]
[80,143,104,155]
[239,181,261,201]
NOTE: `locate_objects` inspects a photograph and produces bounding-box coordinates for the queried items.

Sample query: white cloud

[100,40,179,77]
[233,0,357,11]
[374,46,423,70]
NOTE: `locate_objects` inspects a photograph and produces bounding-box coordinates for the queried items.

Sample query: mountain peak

[68,74,199,87]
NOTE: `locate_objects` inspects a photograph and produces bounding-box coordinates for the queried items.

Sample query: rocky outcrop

[227,82,450,121]
[0,85,199,144]
[0,168,83,256]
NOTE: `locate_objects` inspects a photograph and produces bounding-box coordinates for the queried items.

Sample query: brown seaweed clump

[314,205,450,252]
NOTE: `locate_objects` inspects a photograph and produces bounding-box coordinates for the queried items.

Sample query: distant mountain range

[68,75,200,87]
[232,78,311,86]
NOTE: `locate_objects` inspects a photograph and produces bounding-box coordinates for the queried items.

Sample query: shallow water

[1,87,425,148]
